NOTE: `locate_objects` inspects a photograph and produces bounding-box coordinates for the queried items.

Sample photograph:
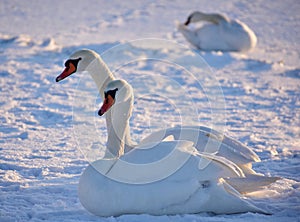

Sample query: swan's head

[56,49,100,82]
[98,79,133,116]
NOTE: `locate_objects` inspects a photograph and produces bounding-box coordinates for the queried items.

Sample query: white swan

[177,11,257,52]
[79,79,270,216]
[56,49,276,216]
[56,49,261,170]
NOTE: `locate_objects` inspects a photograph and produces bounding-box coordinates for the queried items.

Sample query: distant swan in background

[56,49,277,216]
[177,11,257,52]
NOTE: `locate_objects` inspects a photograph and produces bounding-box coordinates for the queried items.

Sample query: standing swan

[56,49,276,216]
[177,11,257,52]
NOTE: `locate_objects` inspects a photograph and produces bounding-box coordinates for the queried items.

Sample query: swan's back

[219,19,257,51]
[139,126,260,174]
[195,20,256,51]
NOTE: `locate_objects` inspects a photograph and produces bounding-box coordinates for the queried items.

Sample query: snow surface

[0,0,299,221]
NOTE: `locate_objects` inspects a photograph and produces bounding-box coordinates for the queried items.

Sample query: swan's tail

[225,174,280,194]
[220,178,272,215]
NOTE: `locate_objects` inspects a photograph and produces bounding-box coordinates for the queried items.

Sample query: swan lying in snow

[177,11,257,52]
[56,49,277,216]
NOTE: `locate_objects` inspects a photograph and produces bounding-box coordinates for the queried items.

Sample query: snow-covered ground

[0,0,299,221]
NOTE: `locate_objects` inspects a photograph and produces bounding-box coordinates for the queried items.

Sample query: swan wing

[139,126,260,167]
[92,139,243,184]
[194,151,245,178]
[95,140,195,184]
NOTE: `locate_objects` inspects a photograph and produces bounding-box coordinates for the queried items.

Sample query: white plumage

[178,12,257,52]
[56,50,276,217]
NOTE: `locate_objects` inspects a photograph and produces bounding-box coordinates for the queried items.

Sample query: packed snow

[0,0,299,221]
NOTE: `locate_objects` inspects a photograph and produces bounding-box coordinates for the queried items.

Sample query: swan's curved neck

[196,13,228,24]
[104,98,135,158]
[85,55,134,158]
[86,56,115,98]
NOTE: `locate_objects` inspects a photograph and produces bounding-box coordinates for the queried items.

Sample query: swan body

[79,79,267,216]
[56,49,276,216]
[178,11,257,52]
[79,143,264,216]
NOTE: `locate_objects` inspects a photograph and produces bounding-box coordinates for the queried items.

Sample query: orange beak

[56,62,77,82]
[98,94,115,116]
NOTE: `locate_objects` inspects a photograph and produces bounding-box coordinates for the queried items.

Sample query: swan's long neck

[104,97,134,158]
[86,55,115,99]
[86,56,135,158]
[194,12,228,24]
[85,55,134,158]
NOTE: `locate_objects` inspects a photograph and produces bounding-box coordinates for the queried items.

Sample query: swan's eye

[64,58,82,69]
[104,88,118,100]
[64,60,70,70]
